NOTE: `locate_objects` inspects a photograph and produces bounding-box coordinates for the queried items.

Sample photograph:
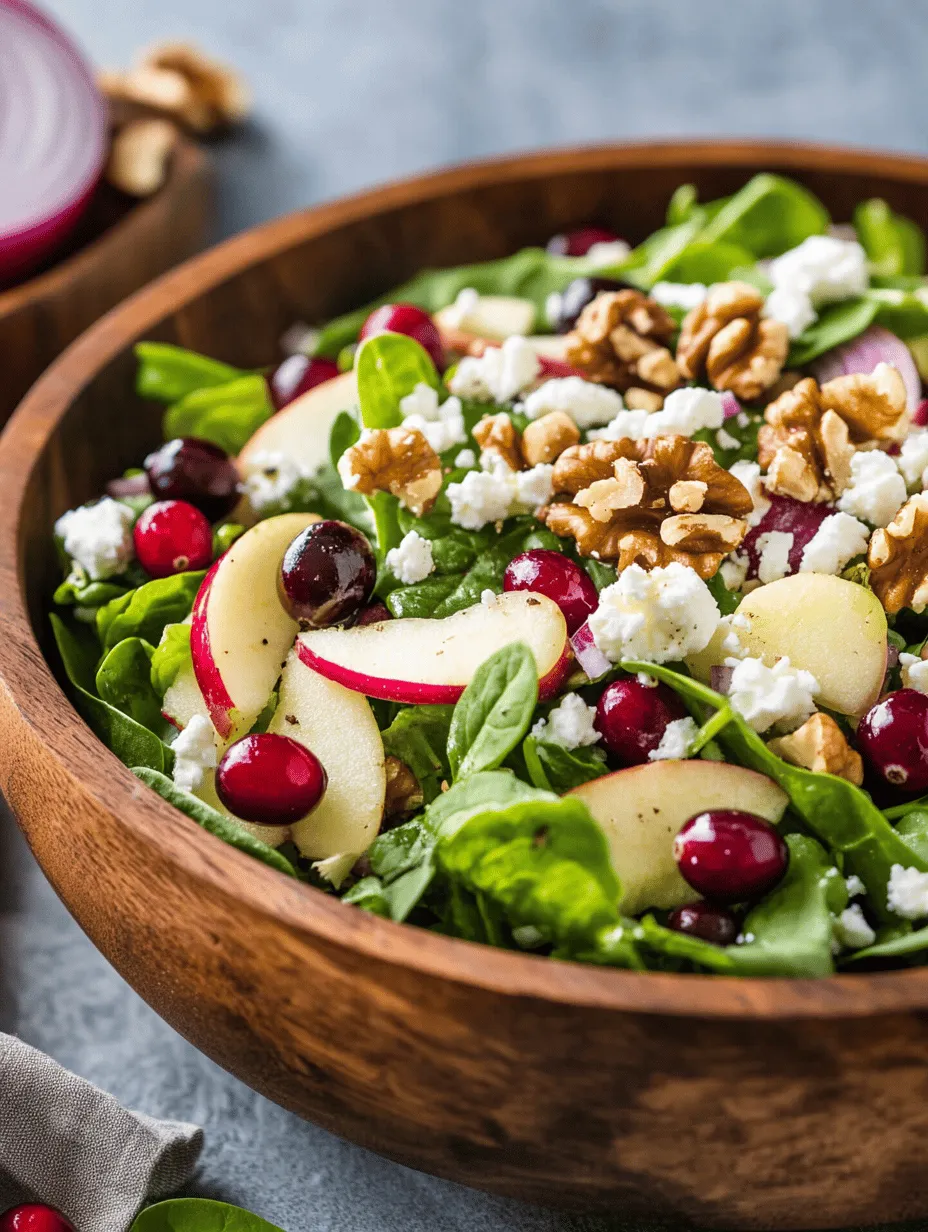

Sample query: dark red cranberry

[594,677,689,765]
[545,226,623,257]
[743,495,834,580]
[144,438,240,522]
[355,600,393,626]
[217,733,327,825]
[666,901,740,947]
[552,275,634,333]
[359,303,444,371]
[268,354,340,410]
[503,549,598,636]
[278,519,376,628]
[673,810,789,905]
[0,1206,75,1232]
[858,689,928,793]
[133,499,213,577]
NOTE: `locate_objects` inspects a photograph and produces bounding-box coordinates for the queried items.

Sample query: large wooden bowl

[4,142,928,1231]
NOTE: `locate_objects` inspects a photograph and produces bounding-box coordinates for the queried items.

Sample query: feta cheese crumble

[833,904,876,950]
[441,286,480,329]
[887,864,928,920]
[454,448,476,469]
[480,588,497,607]
[588,562,721,665]
[171,714,218,794]
[650,281,708,311]
[900,652,928,693]
[755,530,794,584]
[242,451,314,512]
[590,385,724,442]
[399,382,467,454]
[767,235,869,308]
[724,655,819,733]
[447,336,540,403]
[531,693,601,750]
[720,549,750,592]
[385,530,435,584]
[648,716,698,762]
[837,449,907,527]
[446,462,553,530]
[521,376,623,428]
[799,512,871,575]
[715,426,741,452]
[585,239,632,267]
[55,497,135,581]
[845,874,866,898]
[729,460,771,527]
[897,430,928,491]
[763,285,817,340]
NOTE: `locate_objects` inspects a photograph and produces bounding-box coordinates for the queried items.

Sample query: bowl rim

[7,137,928,1021]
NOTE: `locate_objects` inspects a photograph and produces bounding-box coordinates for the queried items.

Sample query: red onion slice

[721,391,741,420]
[710,665,734,695]
[0,0,108,283]
[813,325,922,413]
[570,621,612,680]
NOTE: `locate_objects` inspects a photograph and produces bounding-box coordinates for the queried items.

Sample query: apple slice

[570,761,789,915]
[434,295,536,341]
[268,650,385,871]
[238,368,357,480]
[191,512,320,740]
[297,591,570,704]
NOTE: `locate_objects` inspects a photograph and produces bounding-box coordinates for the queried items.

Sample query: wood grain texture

[4,142,928,1229]
[0,137,212,425]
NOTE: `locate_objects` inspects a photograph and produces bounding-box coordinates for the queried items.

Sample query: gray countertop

[4,1,928,1227]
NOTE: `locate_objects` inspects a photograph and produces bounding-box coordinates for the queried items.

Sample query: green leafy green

[95,637,163,730]
[618,219,703,288]
[788,296,881,366]
[425,770,540,839]
[163,375,274,455]
[97,571,205,652]
[131,1198,284,1232]
[697,173,830,258]
[134,343,245,405]
[356,333,439,429]
[694,410,761,468]
[705,569,741,616]
[522,736,607,793]
[212,522,245,556]
[343,818,437,922]
[448,643,538,780]
[386,574,462,618]
[150,622,193,698]
[381,704,453,804]
[868,286,928,340]
[54,561,131,611]
[660,239,757,285]
[328,408,361,469]
[846,922,928,963]
[855,198,926,278]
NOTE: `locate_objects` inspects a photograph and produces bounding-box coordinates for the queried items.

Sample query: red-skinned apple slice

[297,591,571,704]
[238,369,357,486]
[191,512,320,740]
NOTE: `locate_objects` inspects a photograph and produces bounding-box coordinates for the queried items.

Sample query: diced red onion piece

[570,621,612,680]
[721,391,741,420]
[537,354,589,381]
[812,325,922,413]
[914,399,928,427]
[710,665,734,695]
[743,496,835,580]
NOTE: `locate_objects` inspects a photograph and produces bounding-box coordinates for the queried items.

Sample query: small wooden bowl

[4,142,928,1231]
[0,135,212,425]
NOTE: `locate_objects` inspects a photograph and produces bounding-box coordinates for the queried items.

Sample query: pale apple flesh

[296,591,571,704]
[570,760,789,916]
[434,295,537,342]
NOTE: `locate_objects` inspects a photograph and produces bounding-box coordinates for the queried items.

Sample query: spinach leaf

[131,1198,284,1232]
[95,637,163,731]
[97,571,205,652]
[134,343,245,405]
[666,182,701,226]
[212,522,245,556]
[846,922,928,963]
[788,297,880,366]
[343,817,437,922]
[694,410,761,468]
[868,287,928,340]
[51,615,169,773]
[54,563,130,611]
[163,375,274,455]
[618,220,703,288]
[430,522,561,619]
[425,769,541,839]
[660,239,756,285]
[381,704,454,803]
[387,574,463,618]
[582,557,618,592]
[328,408,361,469]
[705,569,741,616]
[149,623,192,697]
[448,643,538,780]
[272,462,372,534]
[134,768,300,879]
[522,736,607,793]
[698,173,830,258]
[356,333,439,429]
[855,198,926,278]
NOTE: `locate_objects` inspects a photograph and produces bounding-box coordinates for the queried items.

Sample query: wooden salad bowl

[5,141,928,1231]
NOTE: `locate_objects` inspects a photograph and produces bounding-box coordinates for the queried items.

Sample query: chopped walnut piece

[564,290,681,398]
[472,413,524,471]
[522,411,580,466]
[337,427,442,516]
[105,118,178,197]
[768,713,864,787]
[868,493,928,613]
[542,435,752,576]
[759,366,909,503]
[143,42,252,127]
[383,756,424,820]
[99,42,250,134]
[669,479,708,513]
[677,281,789,401]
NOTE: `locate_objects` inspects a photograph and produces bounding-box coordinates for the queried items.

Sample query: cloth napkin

[0,1033,203,1231]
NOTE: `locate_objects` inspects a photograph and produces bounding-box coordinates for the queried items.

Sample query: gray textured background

[5,1,928,1228]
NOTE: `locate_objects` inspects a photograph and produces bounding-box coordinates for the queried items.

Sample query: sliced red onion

[0,0,108,284]
[570,621,612,680]
[537,354,589,381]
[721,391,741,420]
[914,399,928,428]
[710,665,734,695]
[813,325,922,413]
[106,472,151,499]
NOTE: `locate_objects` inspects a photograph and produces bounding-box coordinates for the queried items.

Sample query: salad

[49,172,928,977]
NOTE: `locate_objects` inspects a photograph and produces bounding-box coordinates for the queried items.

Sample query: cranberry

[667,901,740,947]
[545,226,623,257]
[278,520,376,628]
[359,303,444,371]
[551,275,634,333]
[858,689,928,793]
[217,733,327,825]
[594,677,689,765]
[503,549,598,636]
[0,1207,75,1232]
[355,600,393,626]
[743,496,834,580]
[268,354,340,410]
[673,810,789,905]
[133,500,213,578]
[144,438,240,522]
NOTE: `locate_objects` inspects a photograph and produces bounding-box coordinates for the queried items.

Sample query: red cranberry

[594,677,689,765]
[217,733,327,825]
[546,226,622,257]
[0,1207,75,1232]
[355,600,393,626]
[673,810,789,905]
[133,500,213,578]
[359,303,444,371]
[551,275,634,333]
[268,354,340,410]
[743,496,834,580]
[666,901,740,947]
[503,549,598,636]
[858,689,928,793]
[279,520,376,628]
[144,438,240,522]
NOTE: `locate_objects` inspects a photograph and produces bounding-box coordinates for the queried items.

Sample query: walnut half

[677,281,789,402]
[768,713,864,786]
[564,290,680,400]
[337,427,442,516]
[868,493,928,613]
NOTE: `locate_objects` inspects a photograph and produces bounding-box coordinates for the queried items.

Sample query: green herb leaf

[698,173,830,258]
[522,736,607,793]
[328,408,361,469]
[131,1198,285,1232]
[659,239,757,285]
[95,637,163,730]
[150,623,193,698]
[97,571,205,652]
[212,522,245,556]
[381,704,453,804]
[164,374,274,455]
[788,296,881,366]
[705,569,741,616]
[386,573,463,618]
[134,343,245,405]
[854,198,926,278]
[425,769,541,840]
[355,332,439,429]
[448,643,538,780]
[344,817,437,922]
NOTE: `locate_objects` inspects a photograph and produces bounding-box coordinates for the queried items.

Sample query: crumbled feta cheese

[446,461,552,530]
[399,383,467,453]
[171,714,218,794]
[725,655,819,733]
[399,381,441,420]
[715,426,741,452]
[720,550,750,592]
[897,431,928,491]
[650,281,708,311]
[729,461,771,527]
[385,530,434,584]
[480,588,497,608]
[589,386,724,442]
[242,451,314,511]
[587,409,653,443]
[799,512,871,575]
[887,864,928,919]
[55,497,135,581]
[545,291,563,329]
[279,320,319,357]
[648,716,698,762]
[900,652,928,693]
[441,287,481,330]
[513,463,554,509]
[585,239,632,267]
[833,904,876,950]
[588,562,721,665]
[755,530,794,584]
[718,612,752,658]
[521,376,624,429]
[763,285,817,339]
[447,336,540,403]
[767,235,869,308]
[837,449,907,527]
[454,448,476,469]
[845,874,866,898]
[531,693,601,750]
[636,672,657,688]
